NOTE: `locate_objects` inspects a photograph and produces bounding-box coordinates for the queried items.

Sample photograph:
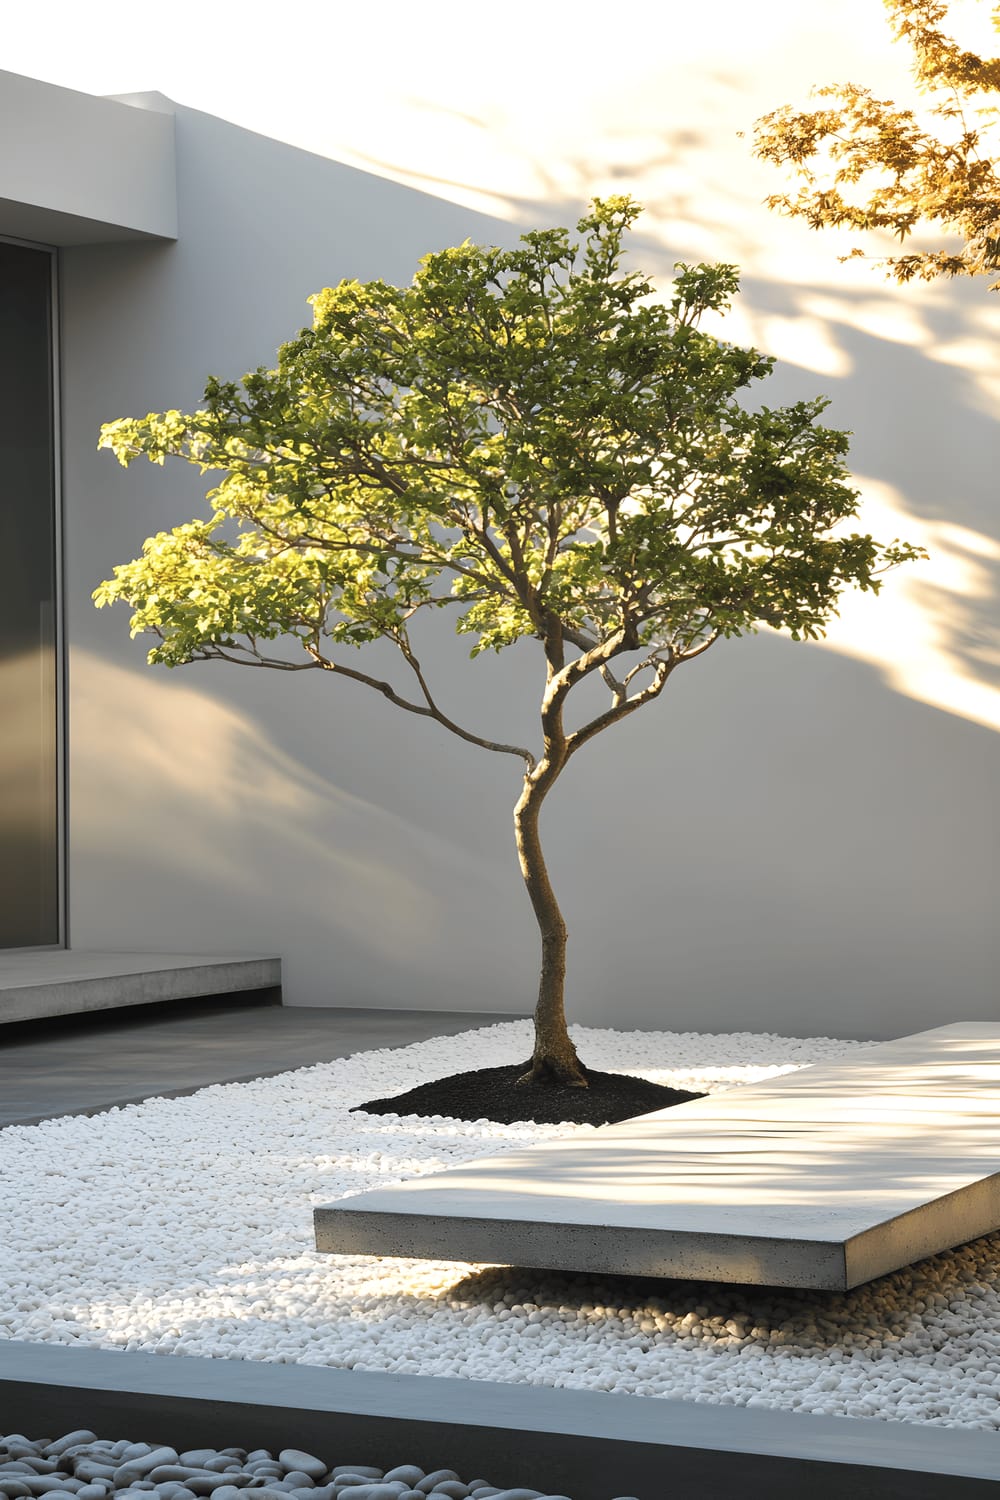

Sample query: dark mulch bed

[353,1061,705,1126]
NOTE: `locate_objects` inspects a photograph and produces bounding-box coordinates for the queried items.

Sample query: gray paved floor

[0,997,525,1128]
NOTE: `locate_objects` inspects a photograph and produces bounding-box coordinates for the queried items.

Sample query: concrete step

[0,949,281,1024]
[314,1021,1000,1290]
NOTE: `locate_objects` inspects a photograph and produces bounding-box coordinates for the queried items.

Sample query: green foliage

[753,0,1000,287]
[95,198,923,727]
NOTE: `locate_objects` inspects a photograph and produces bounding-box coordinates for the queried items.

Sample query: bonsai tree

[95,198,924,1089]
[752,0,1000,289]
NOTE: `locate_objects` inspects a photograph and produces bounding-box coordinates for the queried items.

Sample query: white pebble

[2,1022,996,1428]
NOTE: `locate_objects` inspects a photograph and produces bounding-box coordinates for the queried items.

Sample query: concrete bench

[314,1022,1000,1290]
[0,949,281,1024]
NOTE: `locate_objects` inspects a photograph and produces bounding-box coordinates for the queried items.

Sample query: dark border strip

[1,1343,997,1500]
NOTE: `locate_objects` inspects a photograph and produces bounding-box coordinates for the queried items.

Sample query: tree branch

[676,630,721,662]
[565,657,675,759]
[599,661,627,708]
[560,622,601,653]
[392,632,537,767]
[299,641,536,767]
[542,623,640,726]
[190,643,320,670]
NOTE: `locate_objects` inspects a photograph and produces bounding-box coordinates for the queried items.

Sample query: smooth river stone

[479,1492,545,1500]
[129,1451,180,1477]
[72,1464,116,1484]
[278,1456,326,1484]
[334,1489,409,1500]
[146,1471,217,1485]
[44,1438,97,1461]
[191,1478,256,1495]
[382,1476,424,1491]
[178,1457,217,1471]
[416,1477,460,1497]
[330,1473,383,1483]
[168,1477,243,1495]
[112,1469,145,1490]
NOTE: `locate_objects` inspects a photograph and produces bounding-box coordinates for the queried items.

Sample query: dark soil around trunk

[352,1062,706,1127]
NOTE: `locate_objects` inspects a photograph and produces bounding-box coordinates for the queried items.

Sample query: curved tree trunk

[513,772,588,1088]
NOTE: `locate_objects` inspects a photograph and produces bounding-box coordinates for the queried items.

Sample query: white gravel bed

[2,1020,998,1432]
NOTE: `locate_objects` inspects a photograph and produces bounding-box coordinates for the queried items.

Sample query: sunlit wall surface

[49,3,999,1036]
[0,239,59,948]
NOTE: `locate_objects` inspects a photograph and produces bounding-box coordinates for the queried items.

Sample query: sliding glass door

[0,239,61,949]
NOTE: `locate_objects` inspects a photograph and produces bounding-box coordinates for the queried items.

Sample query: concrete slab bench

[314,1022,1000,1290]
[0,950,281,1024]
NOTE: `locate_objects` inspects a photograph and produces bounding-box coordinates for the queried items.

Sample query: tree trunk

[513,773,589,1088]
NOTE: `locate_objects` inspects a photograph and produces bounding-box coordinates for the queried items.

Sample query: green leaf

[95,197,924,696]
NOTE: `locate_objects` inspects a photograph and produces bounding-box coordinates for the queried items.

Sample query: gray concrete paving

[316,1021,1000,1291]
[0,997,525,1128]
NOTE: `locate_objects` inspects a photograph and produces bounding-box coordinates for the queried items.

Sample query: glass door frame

[1,231,66,952]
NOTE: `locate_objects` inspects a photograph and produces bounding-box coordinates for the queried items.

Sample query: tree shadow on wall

[344,95,1000,736]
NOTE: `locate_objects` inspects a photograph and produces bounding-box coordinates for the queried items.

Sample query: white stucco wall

[0,71,176,244]
[55,6,999,1039]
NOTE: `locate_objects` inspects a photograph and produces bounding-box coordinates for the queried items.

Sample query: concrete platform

[0,949,281,1025]
[315,1022,1000,1290]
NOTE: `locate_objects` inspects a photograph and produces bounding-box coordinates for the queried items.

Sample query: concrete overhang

[0,70,177,245]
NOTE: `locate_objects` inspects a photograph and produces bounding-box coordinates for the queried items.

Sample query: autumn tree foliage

[753,0,1000,287]
[94,200,923,1089]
